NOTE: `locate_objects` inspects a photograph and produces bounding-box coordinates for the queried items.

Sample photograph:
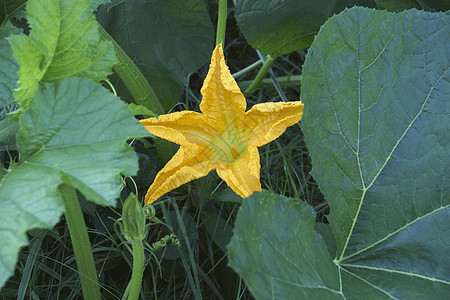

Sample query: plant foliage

[228,7,450,299]
[233,0,376,57]
[97,0,214,109]
[0,0,148,290]
[8,0,116,109]
[0,77,148,288]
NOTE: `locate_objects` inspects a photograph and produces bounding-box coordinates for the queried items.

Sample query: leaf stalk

[216,0,227,46]
[127,241,145,300]
[59,184,101,300]
[244,55,275,95]
[97,22,175,163]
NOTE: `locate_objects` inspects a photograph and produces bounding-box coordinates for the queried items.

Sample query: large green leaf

[229,191,449,299]
[228,7,450,299]
[0,77,148,289]
[233,0,376,57]
[96,0,214,109]
[302,5,449,262]
[7,0,116,109]
[228,191,342,299]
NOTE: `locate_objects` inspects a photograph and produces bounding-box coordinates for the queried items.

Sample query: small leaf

[0,77,148,289]
[97,0,214,109]
[7,0,117,109]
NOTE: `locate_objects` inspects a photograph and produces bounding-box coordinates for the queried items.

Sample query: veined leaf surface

[7,0,116,109]
[228,7,449,299]
[0,77,148,289]
[228,191,342,299]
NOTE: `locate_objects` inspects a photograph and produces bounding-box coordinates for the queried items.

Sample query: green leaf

[228,191,344,299]
[228,7,450,299]
[7,0,117,109]
[302,4,449,261]
[0,77,148,289]
[306,6,448,296]
[0,25,20,110]
[233,0,376,57]
[97,0,214,109]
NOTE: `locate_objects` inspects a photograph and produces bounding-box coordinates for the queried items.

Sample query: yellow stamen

[230,147,240,159]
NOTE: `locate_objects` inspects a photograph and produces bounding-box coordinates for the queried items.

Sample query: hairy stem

[98,23,175,163]
[98,24,163,114]
[239,75,302,90]
[216,0,227,46]
[60,184,101,300]
[244,55,275,95]
[232,59,263,78]
[127,241,145,300]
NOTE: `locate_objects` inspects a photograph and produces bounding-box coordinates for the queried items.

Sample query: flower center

[230,147,240,159]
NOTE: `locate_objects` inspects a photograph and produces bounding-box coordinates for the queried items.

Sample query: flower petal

[244,101,304,147]
[200,44,247,132]
[216,146,261,198]
[144,144,216,204]
[140,111,219,147]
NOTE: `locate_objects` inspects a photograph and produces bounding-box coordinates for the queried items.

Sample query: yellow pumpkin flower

[140,44,303,205]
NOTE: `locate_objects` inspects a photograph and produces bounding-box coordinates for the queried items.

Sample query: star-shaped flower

[140,44,303,204]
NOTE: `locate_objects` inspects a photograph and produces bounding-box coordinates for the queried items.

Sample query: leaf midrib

[339,13,449,261]
[340,263,450,284]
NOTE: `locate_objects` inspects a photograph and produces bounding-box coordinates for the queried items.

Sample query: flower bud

[121,193,146,242]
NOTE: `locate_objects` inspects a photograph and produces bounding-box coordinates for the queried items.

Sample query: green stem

[216,0,227,46]
[244,55,275,95]
[127,241,145,300]
[60,184,101,300]
[239,75,302,90]
[232,59,263,78]
[98,24,163,114]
